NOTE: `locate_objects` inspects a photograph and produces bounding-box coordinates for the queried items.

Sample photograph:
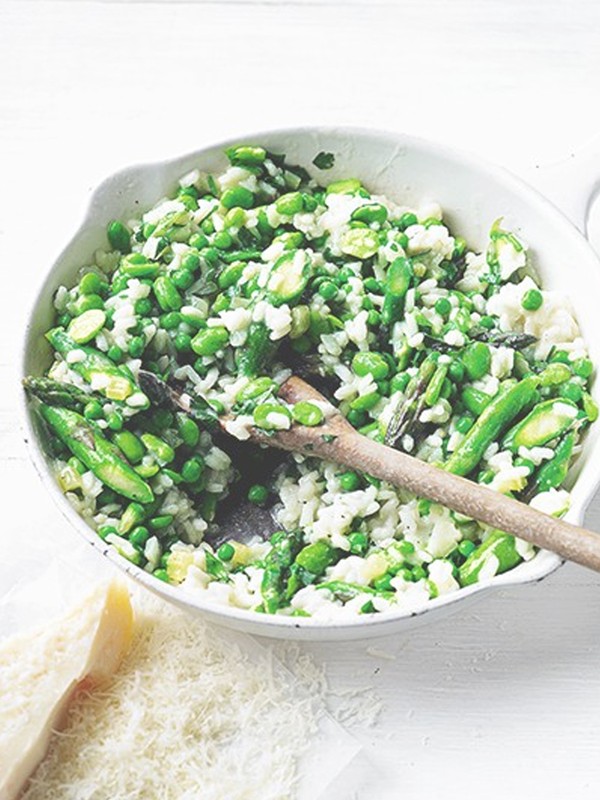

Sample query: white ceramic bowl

[21,127,600,640]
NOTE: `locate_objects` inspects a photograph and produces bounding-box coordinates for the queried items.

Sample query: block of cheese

[0,581,133,800]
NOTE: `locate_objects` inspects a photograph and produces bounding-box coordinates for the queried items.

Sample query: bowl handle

[522,135,600,236]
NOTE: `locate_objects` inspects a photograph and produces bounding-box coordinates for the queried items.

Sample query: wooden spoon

[241,376,600,572]
[139,370,600,571]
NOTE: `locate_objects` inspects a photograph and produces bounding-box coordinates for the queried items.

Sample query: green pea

[218,542,235,561]
[435,297,452,316]
[521,289,543,311]
[448,359,465,383]
[201,217,216,235]
[397,540,415,557]
[153,276,182,312]
[83,399,104,421]
[275,192,304,216]
[107,220,132,253]
[248,484,269,504]
[339,471,361,491]
[153,568,170,583]
[191,326,229,356]
[130,525,150,547]
[106,411,123,431]
[113,430,145,463]
[550,349,571,364]
[189,232,209,250]
[397,212,418,230]
[177,413,200,447]
[172,267,195,290]
[134,298,153,316]
[374,573,394,591]
[181,457,205,483]
[318,281,338,301]
[348,532,368,555]
[221,186,254,210]
[160,311,182,330]
[213,230,233,250]
[173,332,191,353]
[411,565,427,581]
[367,310,381,326]
[462,341,491,380]
[352,352,390,381]
[292,401,324,427]
[79,272,108,296]
[128,335,145,358]
[479,315,495,330]
[350,391,381,411]
[107,344,123,362]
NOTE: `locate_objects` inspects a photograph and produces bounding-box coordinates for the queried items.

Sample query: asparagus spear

[22,377,90,411]
[261,529,303,613]
[385,353,438,449]
[46,328,148,407]
[39,404,154,503]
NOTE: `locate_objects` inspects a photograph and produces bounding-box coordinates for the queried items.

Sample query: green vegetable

[266,251,311,306]
[248,484,269,504]
[191,326,229,357]
[381,257,412,326]
[140,433,175,465]
[253,403,292,430]
[261,530,303,613]
[445,377,540,476]
[236,322,277,377]
[521,289,543,311]
[312,151,335,170]
[40,405,153,503]
[462,342,491,381]
[339,228,379,259]
[295,540,336,575]
[458,531,522,586]
[292,401,324,427]
[113,430,145,463]
[503,398,578,450]
[46,328,147,406]
[524,430,577,500]
[351,352,390,381]
[107,220,131,253]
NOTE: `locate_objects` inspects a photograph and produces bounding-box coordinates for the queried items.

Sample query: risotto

[24,144,596,620]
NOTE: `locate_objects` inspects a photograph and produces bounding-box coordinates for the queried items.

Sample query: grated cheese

[22,592,319,800]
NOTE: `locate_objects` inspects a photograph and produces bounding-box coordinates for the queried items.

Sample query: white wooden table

[2,1,600,797]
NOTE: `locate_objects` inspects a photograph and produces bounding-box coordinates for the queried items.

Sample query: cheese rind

[0,581,133,800]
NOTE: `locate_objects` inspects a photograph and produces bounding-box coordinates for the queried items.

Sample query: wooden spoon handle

[319,430,600,572]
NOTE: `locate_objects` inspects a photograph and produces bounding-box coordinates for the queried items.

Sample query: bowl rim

[19,124,600,635]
